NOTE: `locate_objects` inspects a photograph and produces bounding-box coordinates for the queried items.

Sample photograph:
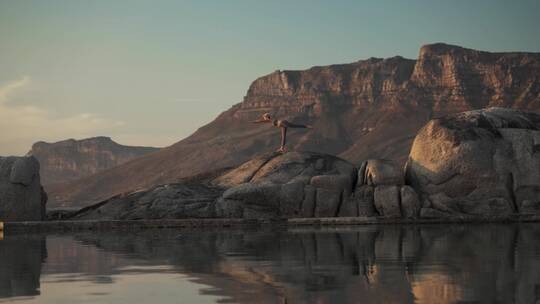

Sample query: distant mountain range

[46,43,540,208]
[28,137,159,186]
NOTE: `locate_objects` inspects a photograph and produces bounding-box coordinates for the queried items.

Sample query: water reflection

[0,235,45,299]
[1,224,540,303]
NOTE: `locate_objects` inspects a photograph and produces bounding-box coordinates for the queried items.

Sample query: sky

[0,0,539,156]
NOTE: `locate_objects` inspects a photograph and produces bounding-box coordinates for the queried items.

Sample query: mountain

[47,43,540,208]
[28,136,159,186]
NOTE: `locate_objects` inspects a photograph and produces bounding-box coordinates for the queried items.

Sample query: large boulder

[0,156,46,221]
[405,107,540,218]
[214,151,358,218]
[214,152,356,188]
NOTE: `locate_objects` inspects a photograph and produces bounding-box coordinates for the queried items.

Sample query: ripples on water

[1,224,540,303]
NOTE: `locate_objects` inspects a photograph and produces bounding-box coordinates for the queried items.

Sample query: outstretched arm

[252,118,269,123]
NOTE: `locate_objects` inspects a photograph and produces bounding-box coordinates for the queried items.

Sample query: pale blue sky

[1,0,539,155]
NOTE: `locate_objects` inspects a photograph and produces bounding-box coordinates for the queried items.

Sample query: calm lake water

[1,224,540,303]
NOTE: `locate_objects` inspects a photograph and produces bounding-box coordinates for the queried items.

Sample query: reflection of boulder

[0,156,46,221]
[0,235,45,298]
[406,108,540,218]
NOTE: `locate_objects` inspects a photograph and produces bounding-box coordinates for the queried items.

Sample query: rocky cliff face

[48,43,540,207]
[28,137,159,186]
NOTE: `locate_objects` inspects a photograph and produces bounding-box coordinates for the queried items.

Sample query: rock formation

[406,107,540,218]
[72,151,415,220]
[49,43,540,208]
[28,136,159,187]
[0,156,46,221]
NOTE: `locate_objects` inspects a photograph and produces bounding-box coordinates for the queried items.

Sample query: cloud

[0,76,30,103]
[0,77,126,156]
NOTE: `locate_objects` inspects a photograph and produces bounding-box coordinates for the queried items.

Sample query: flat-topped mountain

[48,43,540,207]
[28,137,159,185]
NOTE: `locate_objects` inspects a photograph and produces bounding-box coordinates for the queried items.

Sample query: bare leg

[278,127,287,152]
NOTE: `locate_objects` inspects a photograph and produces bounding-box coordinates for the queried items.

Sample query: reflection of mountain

[3,225,540,303]
[0,236,46,298]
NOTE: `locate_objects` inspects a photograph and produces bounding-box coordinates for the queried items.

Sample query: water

[1,224,540,303]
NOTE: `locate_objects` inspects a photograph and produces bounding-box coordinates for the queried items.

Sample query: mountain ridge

[29,136,160,186]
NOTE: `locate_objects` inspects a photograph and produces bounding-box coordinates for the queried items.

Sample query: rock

[355,185,376,216]
[520,200,540,214]
[72,182,223,220]
[213,152,280,188]
[359,159,404,186]
[301,185,316,217]
[338,195,358,217]
[374,185,401,218]
[215,152,357,218]
[400,186,421,218]
[419,207,452,219]
[0,156,46,221]
[10,157,40,186]
[214,151,356,188]
[215,198,243,218]
[310,174,353,197]
[314,188,341,217]
[279,182,305,217]
[406,108,540,218]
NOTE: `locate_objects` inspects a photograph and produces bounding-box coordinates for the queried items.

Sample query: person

[252,113,312,152]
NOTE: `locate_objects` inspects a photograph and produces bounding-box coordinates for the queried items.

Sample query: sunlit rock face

[406,107,540,218]
[28,136,159,187]
[48,43,540,208]
[0,156,46,221]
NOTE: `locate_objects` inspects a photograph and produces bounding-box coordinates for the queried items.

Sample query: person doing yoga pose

[252,113,312,153]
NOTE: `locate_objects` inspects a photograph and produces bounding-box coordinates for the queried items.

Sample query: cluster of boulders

[0,156,46,221]
[213,154,421,219]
